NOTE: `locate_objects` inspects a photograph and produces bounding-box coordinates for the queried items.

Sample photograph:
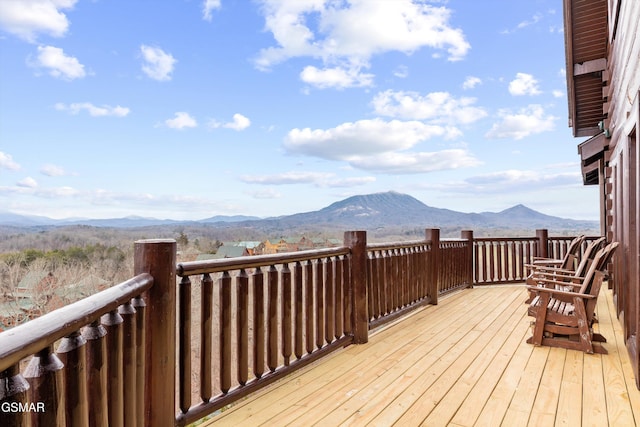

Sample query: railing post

[344,231,368,344]
[461,230,474,288]
[134,239,176,427]
[426,228,440,305]
[536,229,549,258]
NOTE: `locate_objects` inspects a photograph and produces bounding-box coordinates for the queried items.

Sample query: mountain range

[0,191,598,232]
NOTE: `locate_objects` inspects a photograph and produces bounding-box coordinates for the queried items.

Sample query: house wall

[605,0,640,386]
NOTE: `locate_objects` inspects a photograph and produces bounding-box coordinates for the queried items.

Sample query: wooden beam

[574,58,607,76]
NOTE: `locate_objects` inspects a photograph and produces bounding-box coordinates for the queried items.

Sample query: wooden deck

[202,285,640,426]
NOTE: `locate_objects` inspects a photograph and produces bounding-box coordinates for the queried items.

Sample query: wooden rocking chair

[524,237,606,303]
[526,242,618,354]
[530,234,585,270]
[526,237,605,286]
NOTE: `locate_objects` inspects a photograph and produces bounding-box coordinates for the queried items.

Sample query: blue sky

[0,0,598,221]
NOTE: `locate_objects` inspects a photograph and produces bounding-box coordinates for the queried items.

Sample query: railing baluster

[131,295,146,427]
[402,248,408,305]
[294,261,303,360]
[384,250,392,313]
[57,330,89,426]
[101,309,124,427]
[334,256,343,339]
[325,258,334,344]
[236,270,249,385]
[281,264,292,366]
[253,267,265,379]
[304,260,314,354]
[343,255,352,335]
[220,271,232,393]
[315,259,324,350]
[0,365,30,427]
[267,266,278,372]
[515,241,522,280]
[178,275,192,413]
[25,345,64,427]
[83,320,108,427]
[474,241,481,283]
[374,251,382,318]
[496,242,503,281]
[118,301,137,426]
[201,273,213,400]
[367,253,376,320]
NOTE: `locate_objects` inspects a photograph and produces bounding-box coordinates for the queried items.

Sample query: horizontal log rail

[0,229,603,426]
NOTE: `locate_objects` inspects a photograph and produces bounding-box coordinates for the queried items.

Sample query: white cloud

[300,65,374,89]
[247,188,282,199]
[165,112,197,130]
[422,168,582,194]
[202,0,221,21]
[240,171,334,185]
[372,90,487,125]
[501,12,544,34]
[393,65,409,79]
[40,164,68,176]
[255,0,470,87]
[17,177,38,188]
[485,104,556,140]
[140,45,176,81]
[209,113,251,131]
[55,102,130,117]
[517,13,543,30]
[552,90,564,98]
[32,45,86,80]
[240,171,376,187]
[508,72,541,96]
[285,119,446,160]
[351,150,480,174]
[0,152,21,171]
[225,113,251,130]
[327,176,376,187]
[462,76,481,90]
[0,0,77,42]
[284,118,480,174]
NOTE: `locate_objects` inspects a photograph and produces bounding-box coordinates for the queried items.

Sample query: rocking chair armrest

[525,265,576,275]
[527,276,584,286]
[531,258,563,265]
[525,285,596,300]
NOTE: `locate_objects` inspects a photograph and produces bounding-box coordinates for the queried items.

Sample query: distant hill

[200,215,261,223]
[243,191,597,232]
[263,191,476,228]
[0,191,599,234]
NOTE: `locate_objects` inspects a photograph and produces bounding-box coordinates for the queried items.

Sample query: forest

[0,220,598,328]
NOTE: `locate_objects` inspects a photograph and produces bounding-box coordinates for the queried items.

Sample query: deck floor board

[202,286,640,427]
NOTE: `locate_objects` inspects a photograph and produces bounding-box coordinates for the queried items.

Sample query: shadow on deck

[203,285,640,427]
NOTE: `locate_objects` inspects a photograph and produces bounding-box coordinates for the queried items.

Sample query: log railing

[366,239,433,329]
[172,233,364,426]
[473,233,602,285]
[474,237,539,284]
[0,274,154,427]
[0,229,601,426]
